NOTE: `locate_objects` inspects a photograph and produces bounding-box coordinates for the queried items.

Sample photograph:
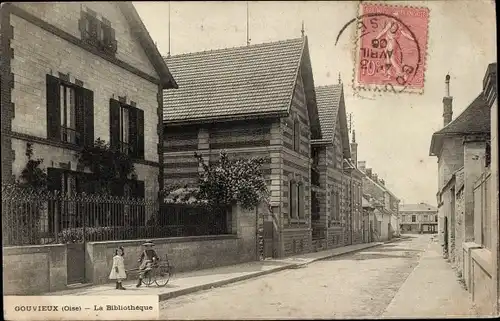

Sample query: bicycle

[141,254,174,287]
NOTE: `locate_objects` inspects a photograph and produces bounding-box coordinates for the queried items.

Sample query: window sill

[289,218,308,224]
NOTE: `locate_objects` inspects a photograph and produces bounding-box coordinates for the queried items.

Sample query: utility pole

[167,1,171,57]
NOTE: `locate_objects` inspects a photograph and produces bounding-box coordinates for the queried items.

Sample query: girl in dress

[109,246,127,290]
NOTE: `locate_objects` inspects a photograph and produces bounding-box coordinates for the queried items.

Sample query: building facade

[399,203,438,234]
[0,2,176,203]
[310,85,363,251]
[429,64,497,315]
[162,37,325,258]
[357,161,400,241]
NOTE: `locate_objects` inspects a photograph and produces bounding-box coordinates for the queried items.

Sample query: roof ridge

[163,37,304,60]
[316,84,342,89]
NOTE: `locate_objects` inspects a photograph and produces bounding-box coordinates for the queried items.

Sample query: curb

[158,242,390,301]
[158,263,297,301]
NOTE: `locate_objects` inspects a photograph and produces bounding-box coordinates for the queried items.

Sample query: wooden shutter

[289,181,296,219]
[109,27,117,53]
[47,168,63,192]
[83,88,94,147]
[298,183,304,218]
[129,107,138,157]
[109,99,121,150]
[46,75,61,140]
[75,87,85,146]
[136,109,145,159]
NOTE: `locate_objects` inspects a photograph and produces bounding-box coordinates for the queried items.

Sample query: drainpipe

[350,169,354,245]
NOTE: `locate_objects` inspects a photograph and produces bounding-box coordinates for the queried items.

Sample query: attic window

[79,10,117,55]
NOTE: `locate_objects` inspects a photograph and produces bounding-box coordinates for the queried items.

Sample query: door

[262,221,274,259]
[67,243,86,284]
[443,216,448,257]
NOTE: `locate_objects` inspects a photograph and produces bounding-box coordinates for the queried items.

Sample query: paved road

[160,235,435,319]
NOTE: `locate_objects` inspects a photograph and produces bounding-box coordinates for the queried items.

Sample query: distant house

[399,203,438,234]
[162,37,323,258]
[310,84,363,251]
[357,161,400,241]
[429,64,497,315]
[362,195,375,243]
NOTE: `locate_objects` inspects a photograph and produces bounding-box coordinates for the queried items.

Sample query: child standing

[109,246,127,290]
[136,240,160,287]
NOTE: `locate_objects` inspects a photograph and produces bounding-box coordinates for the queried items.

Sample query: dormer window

[79,10,117,55]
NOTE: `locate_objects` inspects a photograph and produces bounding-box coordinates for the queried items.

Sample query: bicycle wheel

[141,269,154,286]
[154,265,171,287]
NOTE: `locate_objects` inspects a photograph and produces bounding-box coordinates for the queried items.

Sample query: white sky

[134,0,497,206]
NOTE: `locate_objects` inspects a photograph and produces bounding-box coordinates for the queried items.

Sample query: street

[160,235,468,319]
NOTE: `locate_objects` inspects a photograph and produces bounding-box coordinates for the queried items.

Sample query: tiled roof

[430,92,490,156]
[315,85,342,140]
[163,38,307,124]
[435,93,489,134]
[399,203,437,212]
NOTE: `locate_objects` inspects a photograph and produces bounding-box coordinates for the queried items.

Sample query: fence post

[82,193,87,243]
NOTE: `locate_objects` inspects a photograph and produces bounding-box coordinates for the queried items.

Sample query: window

[485,140,491,168]
[435,215,438,222]
[412,215,416,222]
[331,190,340,221]
[110,99,144,159]
[293,119,300,152]
[60,83,77,144]
[423,215,428,221]
[289,180,297,219]
[46,75,94,146]
[79,11,117,55]
[297,183,305,218]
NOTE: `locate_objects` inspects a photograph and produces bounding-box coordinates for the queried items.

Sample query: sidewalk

[382,238,478,318]
[49,239,396,301]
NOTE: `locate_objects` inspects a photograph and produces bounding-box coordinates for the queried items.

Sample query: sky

[134,0,497,206]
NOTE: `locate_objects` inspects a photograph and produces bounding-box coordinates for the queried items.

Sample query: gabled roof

[399,203,437,212]
[429,90,490,156]
[312,85,351,157]
[163,37,321,133]
[363,174,399,202]
[118,2,177,89]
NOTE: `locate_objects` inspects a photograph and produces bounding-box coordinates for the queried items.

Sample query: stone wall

[3,244,67,295]
[85,205,257,285]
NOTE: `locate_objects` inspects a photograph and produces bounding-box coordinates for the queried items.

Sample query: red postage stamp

[353,2,430,94]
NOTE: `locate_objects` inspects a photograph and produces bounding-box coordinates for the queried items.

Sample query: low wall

[3,244,67,295]
[86,205,258,285]
[470,248,496,316]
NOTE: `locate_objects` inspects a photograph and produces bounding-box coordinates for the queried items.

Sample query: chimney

[443,74,453,126]
[358,161,366,172]
[366,168,372,178]
[373,173,378,182]
[380,179,385,186]
[350,130,358,168]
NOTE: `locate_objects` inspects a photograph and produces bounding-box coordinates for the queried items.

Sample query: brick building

[310,84,363,251]
[0,3,176,200]
[429,64,497,315]
[162,37,323,258]
[399,203,438,234]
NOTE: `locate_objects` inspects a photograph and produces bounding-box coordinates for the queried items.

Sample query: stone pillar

[234,204,258,261]
[463,139,487,242]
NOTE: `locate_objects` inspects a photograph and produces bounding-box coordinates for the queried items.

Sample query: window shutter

[75,87,85,146]
[298,183,304,218]
[47,168,63,191]
[289,181,296,219]
[46,75,61,140]
[136,109,145,159]
[135,180,145,199]
[83,88,94,147]
[129,107,138,157]
[109,27,117,53]
[109,99,121,150]
[78,12,86,35]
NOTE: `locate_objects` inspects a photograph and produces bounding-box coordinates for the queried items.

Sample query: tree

[194,151,269,211]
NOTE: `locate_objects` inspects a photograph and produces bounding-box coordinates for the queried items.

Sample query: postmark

[337,2,430,94]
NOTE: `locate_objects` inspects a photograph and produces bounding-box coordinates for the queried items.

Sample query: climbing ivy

[76,138,135,194]
[16,142,47,190]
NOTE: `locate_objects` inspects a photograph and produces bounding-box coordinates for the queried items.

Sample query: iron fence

[2,185,230,246]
